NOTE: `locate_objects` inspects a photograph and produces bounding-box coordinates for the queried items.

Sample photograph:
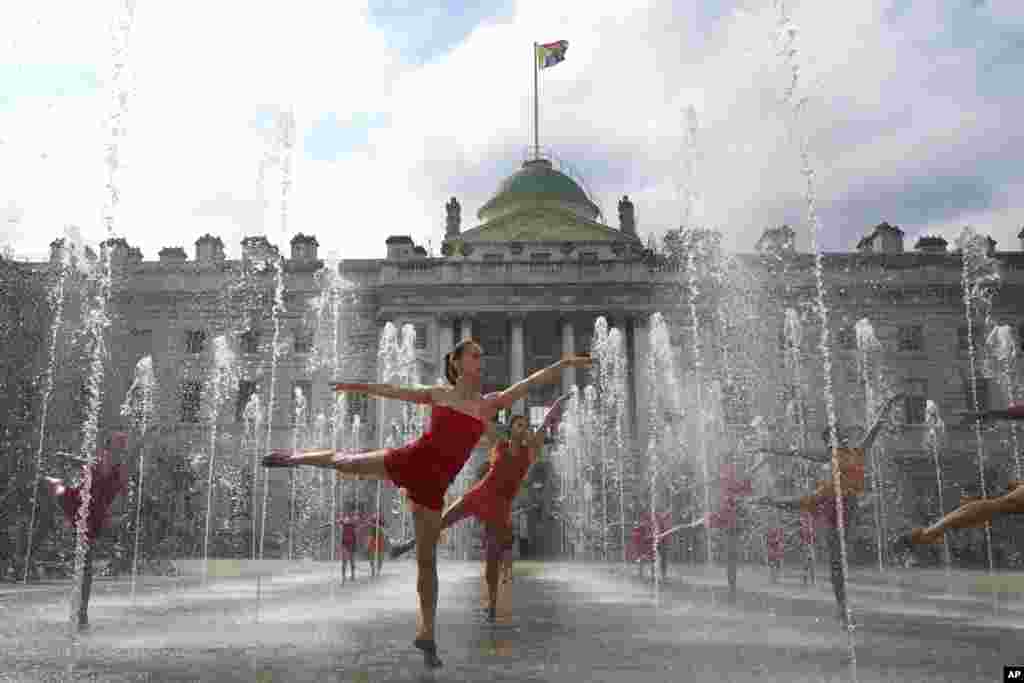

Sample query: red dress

[384,404,487,511]
[460,440,531,527]
[56,450,129,543]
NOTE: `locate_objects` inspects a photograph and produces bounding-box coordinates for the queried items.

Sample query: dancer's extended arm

[486,355,591,411]
[332,382,438,405]
[858,393,902,452]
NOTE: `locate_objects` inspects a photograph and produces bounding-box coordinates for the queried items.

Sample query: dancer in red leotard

[389,393,569,621]
[262,339,591,668]
[45,431,130,631]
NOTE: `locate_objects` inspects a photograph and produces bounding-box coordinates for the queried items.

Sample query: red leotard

[383,404,487,511]
[460,440,531,527]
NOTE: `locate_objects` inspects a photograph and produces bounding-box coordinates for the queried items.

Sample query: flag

[536,40,569,69]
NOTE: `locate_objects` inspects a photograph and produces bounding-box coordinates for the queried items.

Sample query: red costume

[383,404,487,511]
[459,439,533,527]
[55,449,129,542]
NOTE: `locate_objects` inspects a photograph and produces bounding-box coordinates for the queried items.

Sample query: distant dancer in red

[45,432,130,631]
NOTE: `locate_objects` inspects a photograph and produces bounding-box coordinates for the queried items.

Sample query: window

[903,379,927,425]
[346,393,370,423]
[185,330,206,354]
[181,381,202,423]
[530,252,551,261]
[292,381,312,425]
[293,329,313,354]
[483,253,504,262]
[1018,322,1024,352]
[414,323,428,350]
[957,326,970,353]
[966,376,991,413]
[241,329,260,355]
[898,325,924,352]
[236,380,258,423]
[835,327,855,350]
[579,252,599,264]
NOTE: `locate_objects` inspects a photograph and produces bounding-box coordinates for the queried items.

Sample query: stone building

[16,152,1024,566]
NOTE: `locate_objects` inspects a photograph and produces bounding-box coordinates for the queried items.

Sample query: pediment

[460,207,636,244]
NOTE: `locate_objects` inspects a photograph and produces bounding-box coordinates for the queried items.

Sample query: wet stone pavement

[0,560,1018,682]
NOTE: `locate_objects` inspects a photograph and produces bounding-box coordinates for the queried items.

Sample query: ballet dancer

[389,394,568,621]
[262,339,591,668]
[45,432,130,631]
[754,394,900,624]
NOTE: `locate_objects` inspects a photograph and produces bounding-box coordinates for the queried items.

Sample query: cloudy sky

[1,0,1021,262]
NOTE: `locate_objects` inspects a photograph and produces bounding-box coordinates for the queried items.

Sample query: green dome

[477,159,600,222]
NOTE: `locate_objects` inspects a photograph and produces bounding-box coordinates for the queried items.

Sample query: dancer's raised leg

[264,448,392,479]
[899,486,1024,546]
[411,502,444,668]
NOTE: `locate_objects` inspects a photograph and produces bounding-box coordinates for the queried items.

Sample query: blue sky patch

[305,111,391,161]
[366,0,515,66]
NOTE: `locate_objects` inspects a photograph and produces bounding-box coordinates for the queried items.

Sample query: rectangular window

[835,327,856,350]
[346,393,370,423]
[241,329,260,355]
[236,380,258,423]
[483,253,504,262]
[185,330,206,354]
[293,329,313,354]
[957,326,970,353]
[579,252,599,264]
[898,325,924,352]
[181,381,202,423]
[292,381,312,425]
[414,323,428,350]
[966,376,991,413]
[903,379,927,425]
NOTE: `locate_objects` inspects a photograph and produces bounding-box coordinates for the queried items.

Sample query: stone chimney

[857,222,904,255]
[49,238,66,265]
[755,224,796,256]
[386,235,414,260]
[241,236,279,267]
[102,237,132,268]
[158,246,187,265]
[195,234,225,265]
[290,233,319,263]
[914,235,948,254]
[618,196,636,236]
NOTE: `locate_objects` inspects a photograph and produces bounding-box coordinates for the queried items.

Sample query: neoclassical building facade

[19,153,1024,563]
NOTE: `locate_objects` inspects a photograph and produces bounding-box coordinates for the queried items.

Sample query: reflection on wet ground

[0,560,1019,682]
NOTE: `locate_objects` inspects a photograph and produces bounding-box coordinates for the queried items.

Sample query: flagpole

[533,42,539,160]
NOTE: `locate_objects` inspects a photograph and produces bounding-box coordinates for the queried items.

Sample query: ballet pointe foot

[414,638,443,668]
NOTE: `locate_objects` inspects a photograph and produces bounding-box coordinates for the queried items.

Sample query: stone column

[460,316,473,342]
[509,313,525,415]
[437,314,455,383]
[630,315,649,450]
[561,317,575,396]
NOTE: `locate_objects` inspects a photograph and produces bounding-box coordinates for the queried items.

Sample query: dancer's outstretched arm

[332,382,439,405]
[755,447,830,465]
[486,355,591,411]
[858,393,902,452]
